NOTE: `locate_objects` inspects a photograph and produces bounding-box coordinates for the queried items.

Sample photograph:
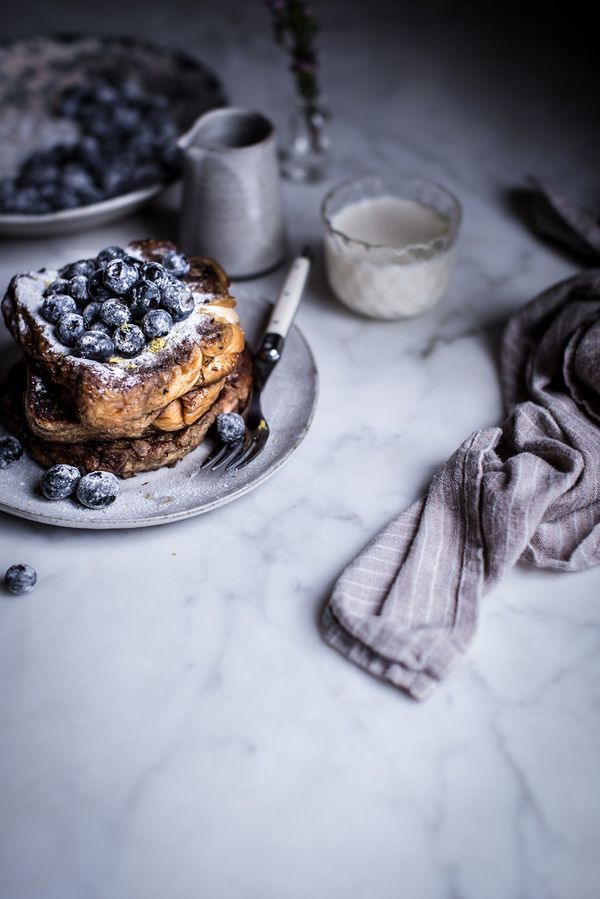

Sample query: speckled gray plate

[0,34,225,236]
[0,298,318,529]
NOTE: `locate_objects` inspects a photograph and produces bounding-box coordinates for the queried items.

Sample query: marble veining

[1,2,599,898]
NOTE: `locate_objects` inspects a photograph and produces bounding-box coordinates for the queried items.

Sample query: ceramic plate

[0,34,225,236]
[0,298,318,529]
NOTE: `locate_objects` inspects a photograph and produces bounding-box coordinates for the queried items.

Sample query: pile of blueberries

[0,79,180,215]
[41,245,194,362]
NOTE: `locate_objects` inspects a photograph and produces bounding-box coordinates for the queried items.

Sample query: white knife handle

[266,252,311,339]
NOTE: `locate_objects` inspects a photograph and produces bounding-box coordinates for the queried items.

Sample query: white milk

[324,195,457,319]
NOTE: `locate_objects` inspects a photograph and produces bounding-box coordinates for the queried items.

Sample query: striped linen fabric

[321,181,600,699]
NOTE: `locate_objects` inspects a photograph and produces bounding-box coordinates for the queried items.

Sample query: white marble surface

[1,2,600,897]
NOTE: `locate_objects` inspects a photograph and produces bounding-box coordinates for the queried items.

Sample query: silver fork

[200,247,312,473]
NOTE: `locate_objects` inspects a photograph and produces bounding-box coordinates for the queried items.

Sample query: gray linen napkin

[322,181,600,700]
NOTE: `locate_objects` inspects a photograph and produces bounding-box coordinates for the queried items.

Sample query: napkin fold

[321,180,600,699]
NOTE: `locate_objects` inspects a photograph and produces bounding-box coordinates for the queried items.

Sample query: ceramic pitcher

[178,108,287,279]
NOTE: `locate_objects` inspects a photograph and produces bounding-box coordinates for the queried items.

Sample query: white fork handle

[266,251,312,339]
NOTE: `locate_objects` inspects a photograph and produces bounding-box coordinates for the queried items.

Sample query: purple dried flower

[264,0,323,111]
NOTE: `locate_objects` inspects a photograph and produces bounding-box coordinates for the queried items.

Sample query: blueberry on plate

[139,262,170,290]
[41,294,76,324]
[60,258,96,280]
[128,279,161,318]
[160,279,194,321]
[76,470,119,509]
[76,330,115,361]
[88,269,113,301]
[40,464,81,500]
[216,412,245,444]
[100,298,130,327]
[43,278,70,297]
[113,323,146,357]
[68,275,89,305]
[103,259,139,296]
[82,301,102,328]
[56,312,85,347]
[142,308,173,339]
[95,246,125,268]
[0,435,23,468]
[162,250,190,279]
[4,564,37,595]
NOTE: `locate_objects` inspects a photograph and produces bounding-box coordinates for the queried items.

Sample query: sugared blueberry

[44,278,70,297]
[0,435,23,468]
[142,308,173,339]
[60,258,96,280]
[113,323,146,357]
[103,259,138,295]
[95,246,125,268]
[160,279,194,321]
[68,275,89,305]
[56,312,85,347]
[82,301,102,328]
[216,412,245,444]
[162,250,190,278]
[88,321,112,336]
[76,330,115,361]
[139,262,169,290]
[40,464,81,500]
[41,293,76,324]
[4,564,37,595]
[88,269,113,301]
[76,470,119,509]
[100,298,130,327]
[128,279,161,318]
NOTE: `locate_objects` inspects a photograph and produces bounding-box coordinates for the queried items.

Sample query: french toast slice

[1,351,252,478]
[23,365,227,442]
[1,240,245,434]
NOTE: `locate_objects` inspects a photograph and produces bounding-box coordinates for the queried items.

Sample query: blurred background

[1,0,598,201]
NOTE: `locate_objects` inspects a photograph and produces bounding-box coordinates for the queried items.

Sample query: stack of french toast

[0,239,251,477]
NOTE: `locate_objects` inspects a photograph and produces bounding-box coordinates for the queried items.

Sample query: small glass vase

[279,99,331,183]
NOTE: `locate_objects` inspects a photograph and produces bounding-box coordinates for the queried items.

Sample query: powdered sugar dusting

[11,250,240,390]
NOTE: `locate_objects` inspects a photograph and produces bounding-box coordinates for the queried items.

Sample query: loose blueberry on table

[4,564,37,595]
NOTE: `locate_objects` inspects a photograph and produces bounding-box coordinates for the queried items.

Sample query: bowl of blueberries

[0,34,226,236]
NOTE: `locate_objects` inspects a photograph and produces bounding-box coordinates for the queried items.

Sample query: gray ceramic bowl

[0,34,226,236]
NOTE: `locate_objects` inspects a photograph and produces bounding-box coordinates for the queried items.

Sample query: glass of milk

[322,174,462,319]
